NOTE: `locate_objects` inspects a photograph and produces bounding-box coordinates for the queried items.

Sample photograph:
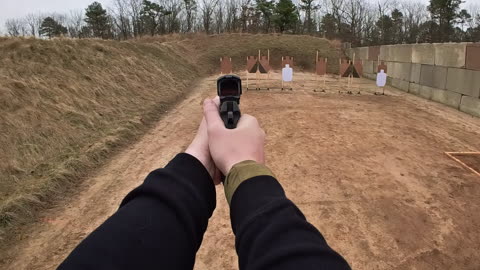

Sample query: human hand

[185,118,222,185]
[203,97,265,175]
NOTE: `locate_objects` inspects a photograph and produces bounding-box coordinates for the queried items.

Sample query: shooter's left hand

[185,118,222,185]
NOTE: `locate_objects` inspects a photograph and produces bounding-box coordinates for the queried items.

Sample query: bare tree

[401,1,427,43]
[111,0,133,39]
[341,0,368,45]
[129,0,145,37]
[63,10,86,38]
[224,0,240,32]
[183,0,197,32]
[5,19,24,37]
[201,0,219,34]
[213,3,224,33]
[24,13,43,36]
[163,0,183,33]
[239,0,252,32]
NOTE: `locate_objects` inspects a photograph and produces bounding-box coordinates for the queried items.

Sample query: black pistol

[217,75,242,129]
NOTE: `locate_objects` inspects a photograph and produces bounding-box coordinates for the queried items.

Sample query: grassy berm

[0,34,341,238]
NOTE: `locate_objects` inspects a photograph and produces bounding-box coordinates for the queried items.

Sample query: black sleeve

[58,153,216,270]
[231,176,351,270]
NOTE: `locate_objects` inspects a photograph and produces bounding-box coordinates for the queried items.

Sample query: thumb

[203,98,223,129]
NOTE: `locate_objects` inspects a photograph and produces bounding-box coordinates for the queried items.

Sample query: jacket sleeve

[58,153,216,270]
[230,175,351,270]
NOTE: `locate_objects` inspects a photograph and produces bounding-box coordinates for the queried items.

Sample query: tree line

[4,0,480,46]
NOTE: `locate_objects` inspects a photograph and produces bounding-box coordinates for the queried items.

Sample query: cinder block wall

[349,43,480,118]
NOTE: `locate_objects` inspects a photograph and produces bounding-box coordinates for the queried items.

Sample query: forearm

[229,167,350,270]
[58,153,216,270]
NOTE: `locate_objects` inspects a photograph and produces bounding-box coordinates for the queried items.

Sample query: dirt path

[2,73,480,270]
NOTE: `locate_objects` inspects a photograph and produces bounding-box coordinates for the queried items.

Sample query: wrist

[224,157,263,175]
[224,160,274,205]
[185,148,214,178]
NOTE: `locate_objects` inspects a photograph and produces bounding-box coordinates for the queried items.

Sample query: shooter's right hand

[203,97,266,175]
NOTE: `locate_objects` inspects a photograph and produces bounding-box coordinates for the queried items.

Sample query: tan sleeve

[224,160,275,205]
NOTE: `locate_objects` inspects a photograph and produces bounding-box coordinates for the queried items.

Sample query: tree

[342,0,368,46]
[320,13,337,39]
[201,0,219,34]
[427,0,462,42]
[163,0,182,34]
[39,17,68,38]
[299,0,319,34]
[402,1,427,44]
[85,2,111,38]
[224,0,240,32]
[239,0,253,32]
[256,0,275,33]
[418,20,440,43]
[5,19,26,37]
[128,0,145,37]
[376,15,394,44]
[273,0,298,33]
[25,14,42,37]
[183,0,197,32]
[458,9,471,31]
[391,8,404,43]
[112,0,133,39]
[140,0,170,36]
[465,19,480,41]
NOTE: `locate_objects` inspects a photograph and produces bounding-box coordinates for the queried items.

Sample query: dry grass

[0,34,341,239]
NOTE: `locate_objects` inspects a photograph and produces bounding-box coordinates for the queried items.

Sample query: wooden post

[246,56,249,90]
[267,49,270,80]
[324,58,327,86]
[339,59,342,79]
[351,53,355,88]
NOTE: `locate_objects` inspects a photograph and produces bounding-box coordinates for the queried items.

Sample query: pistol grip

[220,101,241,129]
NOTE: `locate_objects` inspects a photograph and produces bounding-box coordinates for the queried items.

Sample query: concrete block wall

[350,43,480,118]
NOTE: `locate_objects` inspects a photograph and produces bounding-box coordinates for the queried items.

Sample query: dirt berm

[0,34,341,240]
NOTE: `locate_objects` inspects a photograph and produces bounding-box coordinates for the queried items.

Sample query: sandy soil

[2,72,480,270]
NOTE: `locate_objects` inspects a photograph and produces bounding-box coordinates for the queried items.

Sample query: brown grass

[0,34,341,239]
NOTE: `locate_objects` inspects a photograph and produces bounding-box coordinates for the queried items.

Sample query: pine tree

[141,0,170,36]
[39,17,67,39]
[85,2,111,38]
[427,0,462,42]
[376,15,394,45]
[273,0,298,33]
[391,9,404,44]
[256,0,275,33]
[320,14,337,39]
[299,0,319,34]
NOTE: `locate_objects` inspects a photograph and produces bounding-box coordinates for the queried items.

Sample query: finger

[203,98,223,129]
[213,96,220,107]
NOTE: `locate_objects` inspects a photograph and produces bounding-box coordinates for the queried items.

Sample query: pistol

[217,75,242,129]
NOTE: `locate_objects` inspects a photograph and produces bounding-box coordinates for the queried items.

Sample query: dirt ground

[2,72,480,270]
